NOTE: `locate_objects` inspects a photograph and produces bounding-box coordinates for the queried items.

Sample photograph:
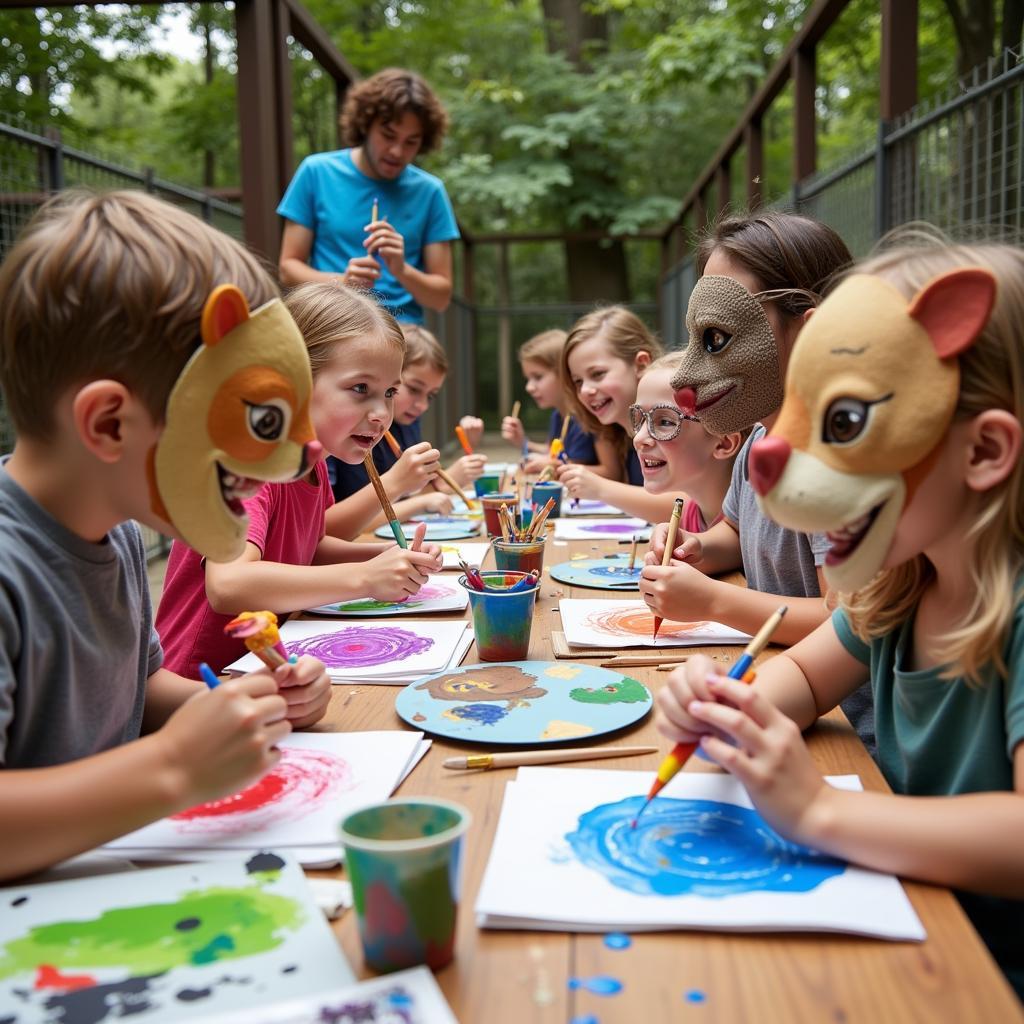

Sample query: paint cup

[339,798,471,974]
[480,492,518,538]
[473,473,501,498]
[532,480,563,519]
[460,570,539,661]
[493,537,546,577]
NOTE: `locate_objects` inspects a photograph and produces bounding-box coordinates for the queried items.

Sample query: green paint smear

[339,598,423,612]
[0,885,305,980]
[570,676,648,704]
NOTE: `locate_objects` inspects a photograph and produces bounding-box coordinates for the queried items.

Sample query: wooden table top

[308,531,1022,1023]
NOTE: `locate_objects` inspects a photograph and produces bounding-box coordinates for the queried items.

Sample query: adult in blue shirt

[278,67,459,324]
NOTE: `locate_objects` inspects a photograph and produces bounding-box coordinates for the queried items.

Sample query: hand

[341,256,381,291]
[414,491,454,515]
[384,441,441,496]
[687,675,831,844]
[655,654,730,745]
[363,544,437,600]
[501,415,526,446]
[364,218,406,276]
[639,561,717,621]
[523,453,550,475]
[645,522,702,565]
[556,462,601,501]
[446,453,487,487]
[272,657,331,730]
[459,416,485,449]
[160,673,290,808]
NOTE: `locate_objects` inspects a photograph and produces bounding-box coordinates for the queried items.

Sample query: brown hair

[697,211,852,318]
[519,329,568,371]
[0,189,277,441]
[340,68,448,155]
[400,323,448,374]
[561,306,663,462]
[839,237,1024,687]
[284,283,404,377]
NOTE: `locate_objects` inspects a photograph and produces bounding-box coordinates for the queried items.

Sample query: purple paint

[286,626,433,667]
[581,523,642,535]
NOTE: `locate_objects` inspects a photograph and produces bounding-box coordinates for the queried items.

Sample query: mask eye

[245,399,291,442]
[702,327,732,354]
[823,398,869,445]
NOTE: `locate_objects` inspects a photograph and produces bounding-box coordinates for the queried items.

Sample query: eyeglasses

[627,403,699,441]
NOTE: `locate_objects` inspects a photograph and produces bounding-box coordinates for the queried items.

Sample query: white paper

[553,517,651,540]
[307,574,469,616]
[0,856,354,1022]
[563,498,625,516]
[439,541,491,570]
[559,598,751,648]
[476,768,924,941]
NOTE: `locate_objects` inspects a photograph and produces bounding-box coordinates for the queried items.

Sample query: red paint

[364,881,409,939]
[35,964,97,991]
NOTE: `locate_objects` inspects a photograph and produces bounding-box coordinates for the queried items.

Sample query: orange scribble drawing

[585,607,709,638]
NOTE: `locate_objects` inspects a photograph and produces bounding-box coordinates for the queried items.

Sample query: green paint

[0,885,305,980]
[338,597,423,612]
[570,676,648,705]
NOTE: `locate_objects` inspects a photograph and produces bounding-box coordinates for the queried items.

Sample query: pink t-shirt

[682,499,720,534]
[156,460,334,677]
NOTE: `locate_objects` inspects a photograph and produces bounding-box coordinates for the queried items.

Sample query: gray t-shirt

[0,461,163,768]
[722,427,875,754]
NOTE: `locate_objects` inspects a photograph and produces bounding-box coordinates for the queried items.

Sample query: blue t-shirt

[277,149,459,323]
[328,420,423,503]
[625,447,644,486]
[548,410,597,465]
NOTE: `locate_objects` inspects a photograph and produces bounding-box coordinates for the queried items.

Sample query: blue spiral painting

[565,796,845,898]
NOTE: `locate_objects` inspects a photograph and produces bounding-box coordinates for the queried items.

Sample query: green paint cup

[339,798,471,974]
[474,473,502,497]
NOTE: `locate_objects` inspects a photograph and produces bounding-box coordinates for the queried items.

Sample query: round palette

[395,660,652,745]
[375,521,482,541]
[549,554,642,591]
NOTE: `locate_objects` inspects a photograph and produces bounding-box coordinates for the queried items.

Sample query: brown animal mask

[748,269,996,591]
[671,275,783,434]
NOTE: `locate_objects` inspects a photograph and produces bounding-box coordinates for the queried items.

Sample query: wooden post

[715,160,731,218]
[497,241,512,420]
[273,0,294,194]
[793,45,817,184]
[693,190,707,235]
[880,0,917,119]
[745,119,763,209]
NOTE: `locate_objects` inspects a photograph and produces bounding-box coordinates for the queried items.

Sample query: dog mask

[670,275,783,434]
[748,269,996,591]
[149,285,321,563]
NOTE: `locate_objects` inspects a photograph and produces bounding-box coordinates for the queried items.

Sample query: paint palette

[307,575,469,616]
[375,521,482,541]
[549,554,642,591]
[395,660,652,745]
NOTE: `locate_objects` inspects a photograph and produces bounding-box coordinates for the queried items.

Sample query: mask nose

[748,436,791,496]
[294,439,324,478]
[674,386,697,414]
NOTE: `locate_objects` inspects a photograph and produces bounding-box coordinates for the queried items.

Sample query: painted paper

[559,599,751,648]
[562,499,625,516]
[439,542,490,571]
[307,575,469,616]
[553,518,651,541]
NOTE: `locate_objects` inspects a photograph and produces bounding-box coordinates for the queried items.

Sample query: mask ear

[201,285,251,347]
[907,268,996,359]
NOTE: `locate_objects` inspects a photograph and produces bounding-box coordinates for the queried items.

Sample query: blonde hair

[841,237,1024,686]
[642,350,685,375]
[0,189,277,441]
[401,323,448,374]
[519,329,568,371]
[561,306,663,460]
[284,283,404,376]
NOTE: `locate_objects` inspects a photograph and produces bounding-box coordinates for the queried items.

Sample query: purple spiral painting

[286,626,434,667]
[581,523,642,535]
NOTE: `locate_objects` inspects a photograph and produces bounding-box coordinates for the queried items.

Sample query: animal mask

[670,275,783,434]
[149,285,321,563]
[748,269,996,591]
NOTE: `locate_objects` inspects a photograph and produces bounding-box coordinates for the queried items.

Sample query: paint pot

[473,473,502,498]
[493,537,546,577]
[459,570,539,661]
[480,492,518,538]
[531,480,563,519]
[339,798,471,974]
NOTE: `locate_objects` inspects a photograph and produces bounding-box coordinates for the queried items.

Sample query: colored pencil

[363,451,407,548]
[371,196,379,223]
[455,425,473,455]
[443,745,657,771]
[383,429,402,458]
[634,605,788,825]
[199,662,220,689]
[600,655,690,668]
[652,497,684,641]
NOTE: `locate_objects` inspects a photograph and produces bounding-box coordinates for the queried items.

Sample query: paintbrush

[443,744,657,771]
[511,400,521,420]
[363,451,407,548]
[628,534,639,571]
[600,655,690,668]
[559,413,572,444]
[652,497,684,641]
[371,196,379,223]
[433,462,475,509]
[455,425,473,455]
[382,429,403,458]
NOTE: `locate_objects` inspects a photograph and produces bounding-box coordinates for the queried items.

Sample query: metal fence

[660,48,1024,340]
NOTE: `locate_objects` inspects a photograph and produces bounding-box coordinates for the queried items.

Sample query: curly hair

[340,68,449,155]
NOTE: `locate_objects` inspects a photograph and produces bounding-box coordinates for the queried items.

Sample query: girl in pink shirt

[157,284,442,677]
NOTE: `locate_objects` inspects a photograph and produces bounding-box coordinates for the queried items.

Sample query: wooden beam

[281,0,359,87]
[793,45,817,182]
[880,0,918,120]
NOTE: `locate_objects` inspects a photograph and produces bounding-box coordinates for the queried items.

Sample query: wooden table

[308,532,1022,1023]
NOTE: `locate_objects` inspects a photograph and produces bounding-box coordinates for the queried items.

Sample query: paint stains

[412,712,427,722]
[544,664,583,679]
[245,852,286,875]
[528,943,554,1007]
[442,703,509,726]
[580,523,639,535]
[287,626,434,667]
[571,1017,600,1024]
[176,986,214,1002]
[540,720,594,740]
[570,677,648,705]
[417,665,547,703]
[603,932,632,950]
[569,975,624,996]
[685,989,707,1004]
[34,964,97,991]
[565,796,846,897]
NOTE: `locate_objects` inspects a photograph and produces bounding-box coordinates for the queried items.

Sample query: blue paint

[571,1016,600,1024]
[447,703,508,725]
[603,932,632,950]
[568,976,623,996]
[565,796,845,898]
[684,989,707,1004]
[589,565,642,581]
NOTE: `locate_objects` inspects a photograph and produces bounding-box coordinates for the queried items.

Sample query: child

[157,283,442,678]
[656,239,1024,999]
[631,352,746,531]
[555,306,678,522]
[500,329,612,476]
[0,190,332,881]
[326,322,486,538]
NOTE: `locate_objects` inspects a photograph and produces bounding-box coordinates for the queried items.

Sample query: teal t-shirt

[832,603,1024,997]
